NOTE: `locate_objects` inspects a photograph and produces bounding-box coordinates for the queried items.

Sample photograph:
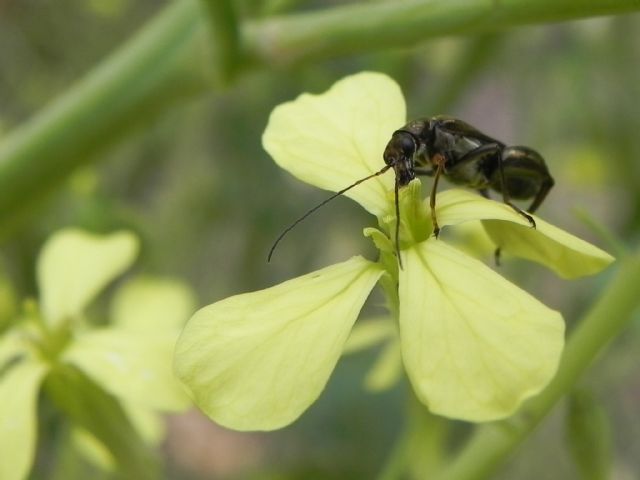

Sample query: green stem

[244,0,640,65]
[434,252,640,480]
[199,0,243,82]
[0,0,207,237]
[379,390,450,480]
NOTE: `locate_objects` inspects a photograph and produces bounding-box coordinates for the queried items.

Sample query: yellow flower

[174,72,613,431]
[0,229,193,480]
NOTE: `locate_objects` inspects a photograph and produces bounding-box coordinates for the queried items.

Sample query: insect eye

[399,134,416,156]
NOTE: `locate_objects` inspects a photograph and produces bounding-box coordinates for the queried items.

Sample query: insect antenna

[268,164,392,262]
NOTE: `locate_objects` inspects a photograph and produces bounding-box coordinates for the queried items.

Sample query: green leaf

[174,256,383,431]
[44,365,159,480]
[63,328,190,411]
[566,389,612,480]
[37,229,139,327]
[262,71,404,217]
[399,239,564,421]
[0,359,48,480]
[110,276,196,331]
[435,189,614,278]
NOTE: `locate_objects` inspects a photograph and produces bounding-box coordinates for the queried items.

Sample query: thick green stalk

[0,0,207,235]
[434,252,640,480]
[244,0,640,65]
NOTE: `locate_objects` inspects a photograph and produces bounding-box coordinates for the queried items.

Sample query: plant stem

[433,252,640,480]
[199,0,243,82]
[0,0,207,236]
[244,0,640,65]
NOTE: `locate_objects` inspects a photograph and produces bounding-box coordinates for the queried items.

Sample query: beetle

[383,115,554,262]
[268,115,554,265]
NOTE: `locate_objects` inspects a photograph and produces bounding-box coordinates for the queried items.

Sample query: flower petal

[399,240,564,422]
[44,364,158,478]
[435,189,534,228]
[343,316,395,354]
[0,359,48,480]
[174,256,383,431]
[482,219,614,278]
[364,339,403,392]
[435,189,614,278]
[123,403,166,445]
[0,330,28,369]
[63,329,190,411]
[262,72,404,216]
[343,318,403,392]
[71,427,116,471]
[110,277,196,331]
[37,229,138,327]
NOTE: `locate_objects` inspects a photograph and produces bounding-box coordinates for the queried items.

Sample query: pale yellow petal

[483,219,614,278]
[343,316,395,354]
[364,340,403,392]
[435,189,614,278]
[37,229,138,327]
[262,72,405,216]
[110,276,196,331]
[64,329,190,411]
[174,256,383,431]
[399,240,564,421]
[0,360,48,480]
[71,427,116,471]
[435,189,532,228]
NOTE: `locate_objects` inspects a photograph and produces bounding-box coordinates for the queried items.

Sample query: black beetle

[268,116,554,265]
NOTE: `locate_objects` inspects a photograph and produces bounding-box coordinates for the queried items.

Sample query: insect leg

[496,152,537,228]
[498,146,553,222]
[448,144,506,264]
[526,175,554,213]
[429,155,446,237]
[414,166,443,235]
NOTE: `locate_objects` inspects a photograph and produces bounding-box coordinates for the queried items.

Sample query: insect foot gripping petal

[509,204,537,229]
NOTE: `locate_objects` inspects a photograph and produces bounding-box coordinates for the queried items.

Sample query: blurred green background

[1,0,639,478]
